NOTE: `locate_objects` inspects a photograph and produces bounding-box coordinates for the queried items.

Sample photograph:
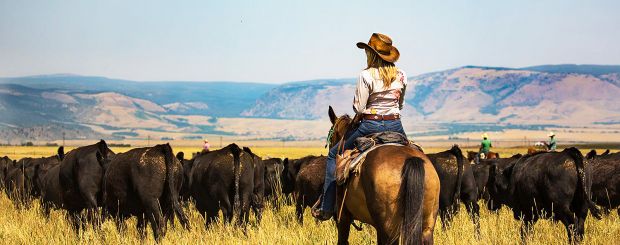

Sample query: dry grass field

[1,146,619,244]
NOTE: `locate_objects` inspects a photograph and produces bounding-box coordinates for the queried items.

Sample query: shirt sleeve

[353,72,369,114]
[398,70,407,110]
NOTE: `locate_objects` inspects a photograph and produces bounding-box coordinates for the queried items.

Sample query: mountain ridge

[1,64,619,141]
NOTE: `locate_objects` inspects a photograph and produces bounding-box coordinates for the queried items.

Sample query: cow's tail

[449,144,464,205]
[96,139,109,159]
[400,157,425,245]
[162,143,190,229]
[566,147,601,219]
[230,143,242,216]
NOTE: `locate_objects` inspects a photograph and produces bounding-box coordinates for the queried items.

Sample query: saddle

[335,132,423,185]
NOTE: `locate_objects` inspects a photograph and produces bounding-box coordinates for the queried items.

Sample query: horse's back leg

[423,162,440,245]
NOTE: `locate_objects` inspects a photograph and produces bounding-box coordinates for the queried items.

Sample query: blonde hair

[366,50,399,88]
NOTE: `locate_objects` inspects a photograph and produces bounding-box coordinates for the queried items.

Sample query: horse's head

[327,106,354,148]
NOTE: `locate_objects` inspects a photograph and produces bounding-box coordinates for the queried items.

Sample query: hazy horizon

[3,63,620,84]
[1,0,620,83]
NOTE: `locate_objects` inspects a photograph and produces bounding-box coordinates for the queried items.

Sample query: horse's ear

[328,106,337,125]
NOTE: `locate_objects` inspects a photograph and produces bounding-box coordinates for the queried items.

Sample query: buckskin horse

[326,106,440,245]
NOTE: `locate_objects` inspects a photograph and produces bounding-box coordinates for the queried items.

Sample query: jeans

[320,119,406,212]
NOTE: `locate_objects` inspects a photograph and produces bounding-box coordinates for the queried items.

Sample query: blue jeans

[320,119,406,212]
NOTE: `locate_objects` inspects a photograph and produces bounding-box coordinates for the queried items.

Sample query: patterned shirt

[353,68,407,115]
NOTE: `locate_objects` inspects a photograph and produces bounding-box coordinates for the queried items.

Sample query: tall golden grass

[0,146,618,244]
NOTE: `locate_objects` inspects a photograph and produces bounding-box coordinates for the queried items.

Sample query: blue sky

[1,0,619,83]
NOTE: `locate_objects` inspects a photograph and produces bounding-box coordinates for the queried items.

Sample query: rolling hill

[1,64,619,141]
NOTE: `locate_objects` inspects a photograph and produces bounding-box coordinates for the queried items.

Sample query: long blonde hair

[366,50,399,88]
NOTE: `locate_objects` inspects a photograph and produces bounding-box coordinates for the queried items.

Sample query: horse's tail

[449,145,464,205]
[400,157,425,245]
[565,147,601,219]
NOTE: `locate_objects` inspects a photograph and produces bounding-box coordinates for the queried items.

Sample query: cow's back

[511,152,580,216]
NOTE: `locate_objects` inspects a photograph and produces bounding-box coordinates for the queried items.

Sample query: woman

[312,33,408,220]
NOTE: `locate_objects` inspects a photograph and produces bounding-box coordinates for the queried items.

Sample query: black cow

[281,155,318,196]
[487,148,601,243]
[103,143,189,241]
[427,145,480,234]
[290,156,326,224]
[189,143,255,228]
[29,147,65,199]
[175,151,195,203]
[3,159,26,207]
[0,156,14,189]
[586,150,620,215]
[472,154,522,208]
[242,147,265,223]
[263,157,285,204]
[58,140,114,231]
[41,164,64,217]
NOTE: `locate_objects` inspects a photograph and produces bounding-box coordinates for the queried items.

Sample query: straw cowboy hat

[482,133,489,138]
[548,132,555,137]
[357,33,400,63]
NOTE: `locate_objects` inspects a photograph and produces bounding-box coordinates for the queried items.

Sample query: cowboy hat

[482,133,489,138]
[548,132,555,137]
[357,33,400,63]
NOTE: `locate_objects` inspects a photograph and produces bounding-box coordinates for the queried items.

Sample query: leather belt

[363,114,400,121]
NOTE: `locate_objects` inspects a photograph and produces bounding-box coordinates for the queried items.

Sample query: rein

[324,126,334,148]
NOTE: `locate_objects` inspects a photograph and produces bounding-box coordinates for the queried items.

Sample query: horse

[467,151,499,164]
[326,106,440,245]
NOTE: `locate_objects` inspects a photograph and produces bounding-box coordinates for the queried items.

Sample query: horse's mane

[328,114,354,147]
[334,114,353,134]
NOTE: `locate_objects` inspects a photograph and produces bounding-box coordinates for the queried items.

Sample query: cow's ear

[57,146,65,161]
[328,106,337,125]
[176,152,185,162]
[602,149,610,156]
[586,150,596,159]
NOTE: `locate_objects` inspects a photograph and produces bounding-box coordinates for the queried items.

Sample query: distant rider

[479,133,492,159]
[202,139,210,153]
[312,33,408,220]
[546,132,556,152]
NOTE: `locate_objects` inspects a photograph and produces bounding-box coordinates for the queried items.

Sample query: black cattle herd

[0,140,619,242]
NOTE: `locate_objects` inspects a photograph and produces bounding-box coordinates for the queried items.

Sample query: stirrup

[311,195,333,221]
[311,195,322,211]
